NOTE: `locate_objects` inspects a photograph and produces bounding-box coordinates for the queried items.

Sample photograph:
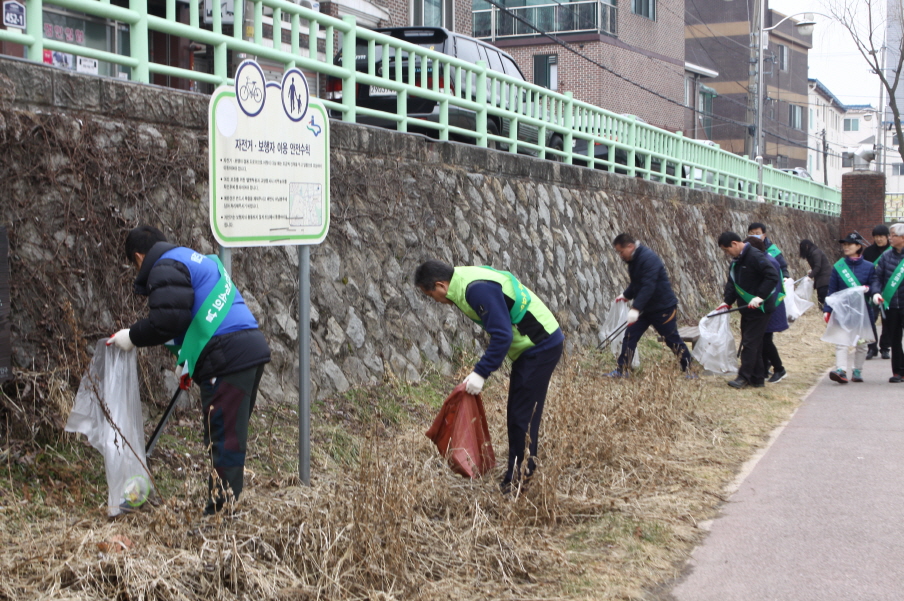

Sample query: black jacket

[863,243,890,264]
[723,244,781,314]
[875,246,904,310]
[130,242,271,381]
[803,245,832,289]
[622,244,679,313]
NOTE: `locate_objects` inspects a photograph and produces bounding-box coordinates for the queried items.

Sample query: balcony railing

[473,0,617,41]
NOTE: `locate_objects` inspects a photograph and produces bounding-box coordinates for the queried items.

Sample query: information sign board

[2,1,25,29]
[209,60,329,247]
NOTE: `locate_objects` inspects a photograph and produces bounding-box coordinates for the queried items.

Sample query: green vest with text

[445,266,560,361]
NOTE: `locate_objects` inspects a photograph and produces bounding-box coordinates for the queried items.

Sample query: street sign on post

[2,1,25,29]
[209,60,329,484]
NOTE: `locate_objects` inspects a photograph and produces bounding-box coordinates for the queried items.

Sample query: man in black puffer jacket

[607,233,693,376]
[108,225,271,515]
[716,231,780,389]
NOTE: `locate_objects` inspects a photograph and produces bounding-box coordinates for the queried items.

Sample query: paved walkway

[665,356,904,601]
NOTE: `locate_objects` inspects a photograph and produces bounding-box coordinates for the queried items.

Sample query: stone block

[52,68,102,111]
[0,57,52,106]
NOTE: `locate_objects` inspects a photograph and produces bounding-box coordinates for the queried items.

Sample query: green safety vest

[165,255,236,377]
[880,250,904,310]
[445,266,559,361]
[833,259,862,290]
[729,261,778,312]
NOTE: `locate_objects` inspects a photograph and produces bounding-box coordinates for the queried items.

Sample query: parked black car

[572,115,677,180]
[326,27,564,159]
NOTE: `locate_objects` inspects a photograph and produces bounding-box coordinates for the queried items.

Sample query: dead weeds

[0,309,833,600]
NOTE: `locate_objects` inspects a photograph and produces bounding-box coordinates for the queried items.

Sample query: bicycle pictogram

[239,76,263,103]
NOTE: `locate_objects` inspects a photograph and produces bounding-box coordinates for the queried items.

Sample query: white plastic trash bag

[784,280,814,322]
[821,287,875,347]
[795,277,815,303]
[599,302,640,368]
[66,339,152,516]
[692,312,737,373]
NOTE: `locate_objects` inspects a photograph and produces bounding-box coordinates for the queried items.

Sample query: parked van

[326,27,565,158]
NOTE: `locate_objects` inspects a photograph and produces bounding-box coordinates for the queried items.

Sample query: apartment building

[471,0,686,132]
[685,0,812,168]
[807,79,846,188]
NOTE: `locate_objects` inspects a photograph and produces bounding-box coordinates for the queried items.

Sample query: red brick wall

[841,171,886,242]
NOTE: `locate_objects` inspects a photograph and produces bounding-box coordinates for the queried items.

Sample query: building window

[844,118,859,131]
[414,0,453,29]
[533,54,558,91]
[894,163,904,176]
[789,104,802,130]
[698,87,716,140]
[777,44,788,71]
[809,107,813,129]
[632,0,655,20]
[685,76,693,107]
[474,0,616,40]
[843,154,853,168]
[893,133,900,146]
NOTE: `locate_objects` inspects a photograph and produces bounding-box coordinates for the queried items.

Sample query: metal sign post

[208,59,329,485]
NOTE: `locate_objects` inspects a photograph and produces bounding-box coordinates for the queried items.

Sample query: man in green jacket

[415,260,564,493]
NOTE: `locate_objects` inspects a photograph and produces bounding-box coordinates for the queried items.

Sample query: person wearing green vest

[108,225,271,515]
[872,223,904,383]
[748,222,792,282]
[863,224,892,360]
[716,232,781,389]
[414,260,564,493]
[823,232,879,384]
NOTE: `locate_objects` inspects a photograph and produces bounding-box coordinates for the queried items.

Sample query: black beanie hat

[873,224,890,236]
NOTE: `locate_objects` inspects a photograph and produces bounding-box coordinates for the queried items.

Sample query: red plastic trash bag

[425,384,496,478]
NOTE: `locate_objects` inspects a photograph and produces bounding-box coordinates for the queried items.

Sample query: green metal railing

[0,0,842,215]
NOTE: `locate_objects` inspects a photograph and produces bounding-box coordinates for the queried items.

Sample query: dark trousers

[199,363,265,513]
[504,340,563,484]
[617,305,693,372]
[885,307,904,377]
[868,310,890,353]
[817,285,828,309]
[739,310,770,385]
[761,332,783,372]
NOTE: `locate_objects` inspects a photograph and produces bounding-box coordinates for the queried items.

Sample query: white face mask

[751,234,763,239]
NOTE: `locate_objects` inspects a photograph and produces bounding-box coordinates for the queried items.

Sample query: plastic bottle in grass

[122,475,150,508]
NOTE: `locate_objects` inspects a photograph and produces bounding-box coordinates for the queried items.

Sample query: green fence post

[563,92,573,165]
[234,0,244,44]
[675,131,684,186]
[212,0,226,82]
[626,115,636,177]
[24,0,43,62]
[130,0,149,83]
[341,16,357,123]
[476,60,487,148]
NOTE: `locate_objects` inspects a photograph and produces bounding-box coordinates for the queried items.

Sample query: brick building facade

[685,0,812,167]
[479,0,686,132]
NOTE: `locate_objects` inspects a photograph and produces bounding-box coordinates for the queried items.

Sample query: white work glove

[747,296,764,309]
[615,294,627,303]
[861,285,870,293]
[716,303,731,312]
[627,308,640,325]
[106,328,135,351]
[463,372,485,395]
[873,293,884,306]
[784,278,795,290]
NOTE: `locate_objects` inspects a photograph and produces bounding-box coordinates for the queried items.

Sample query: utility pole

[745,0,763,160]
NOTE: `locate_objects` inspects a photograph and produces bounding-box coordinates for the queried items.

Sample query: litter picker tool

[703,307,744,319]
[145,386,184,457]
[597,321,628,350]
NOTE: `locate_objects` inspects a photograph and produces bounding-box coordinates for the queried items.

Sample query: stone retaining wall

[0,56,839,405]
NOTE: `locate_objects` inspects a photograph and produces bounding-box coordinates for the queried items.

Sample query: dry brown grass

[0,309,833,600]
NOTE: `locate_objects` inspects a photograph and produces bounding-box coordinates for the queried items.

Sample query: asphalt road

[665,355,904,601]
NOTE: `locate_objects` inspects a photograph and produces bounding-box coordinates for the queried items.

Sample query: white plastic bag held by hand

[66,339,151,516]
[795,277,815,303]
[821,287,876,347]
[692,312,737,373]
[599,302,640,368]
[784,279,814,322]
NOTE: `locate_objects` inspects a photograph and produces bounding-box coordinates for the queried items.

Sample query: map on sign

[208,61,329,247]
[289,183,323,227]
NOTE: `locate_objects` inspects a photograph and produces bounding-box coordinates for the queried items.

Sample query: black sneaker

[882,350,891,360]
[866,347,878,360]
[767,368,787,383]
[728,378,748,389]
[890,374,903,383]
